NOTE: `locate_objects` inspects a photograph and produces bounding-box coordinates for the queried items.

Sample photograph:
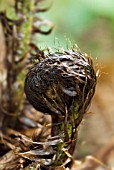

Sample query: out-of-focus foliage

[0,0,15,14]
[41,0,114,59]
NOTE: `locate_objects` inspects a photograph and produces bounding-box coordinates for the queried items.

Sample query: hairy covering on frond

[24,48,97,167]
[25,49,96,124]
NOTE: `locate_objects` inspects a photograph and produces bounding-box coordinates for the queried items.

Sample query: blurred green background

[41,0,114,59]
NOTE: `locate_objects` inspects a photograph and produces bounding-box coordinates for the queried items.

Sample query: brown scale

[25,50,96,117]
[24,49,97,167]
